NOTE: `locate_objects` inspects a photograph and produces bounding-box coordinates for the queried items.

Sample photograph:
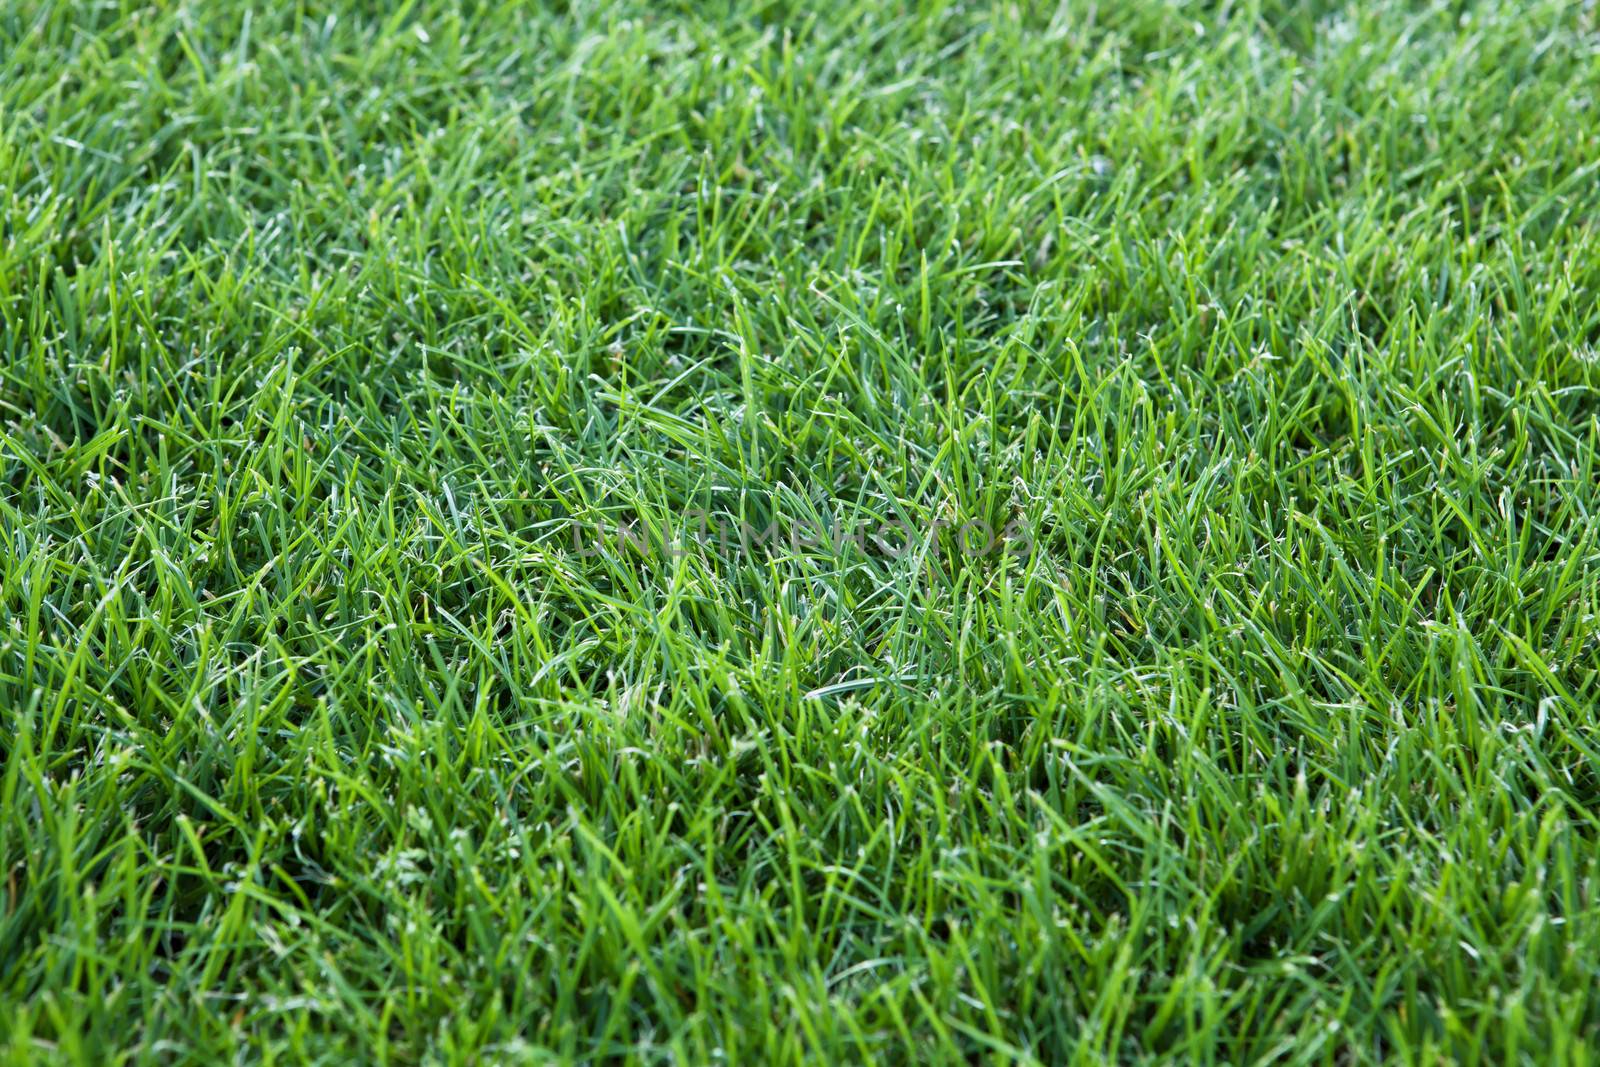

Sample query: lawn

[3,0,1600,1062]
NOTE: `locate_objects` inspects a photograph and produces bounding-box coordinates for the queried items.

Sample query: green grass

[3,0,1600,1061]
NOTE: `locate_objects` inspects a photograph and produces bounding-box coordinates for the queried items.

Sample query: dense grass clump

[4,0,1600,1062]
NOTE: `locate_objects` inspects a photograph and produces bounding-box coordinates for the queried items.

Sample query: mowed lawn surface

[4,1,1600,1062]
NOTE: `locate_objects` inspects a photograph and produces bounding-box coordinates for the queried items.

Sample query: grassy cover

[3,0,1600,1062]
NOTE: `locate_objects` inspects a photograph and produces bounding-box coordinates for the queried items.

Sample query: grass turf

[4,0,1600,1062]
